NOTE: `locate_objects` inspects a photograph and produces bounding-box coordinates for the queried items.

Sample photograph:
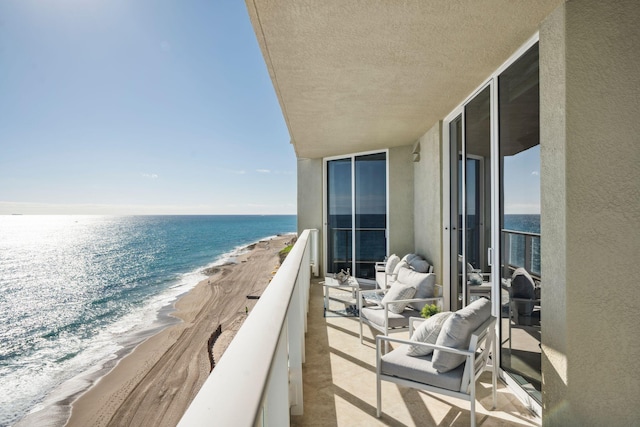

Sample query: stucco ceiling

[246,0,562,159]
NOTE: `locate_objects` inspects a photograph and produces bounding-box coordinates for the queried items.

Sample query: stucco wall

[413,122,443,280]
[540,1,640,425]
[388,146,415,257]
[297,158,324,271]
[540,4,569,422]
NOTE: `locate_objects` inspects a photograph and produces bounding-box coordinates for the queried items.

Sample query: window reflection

[499,43,542,403]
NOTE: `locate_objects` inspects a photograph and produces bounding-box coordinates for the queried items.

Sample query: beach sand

[64,234,295,427]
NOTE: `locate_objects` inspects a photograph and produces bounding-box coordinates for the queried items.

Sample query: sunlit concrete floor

[291,279,541,427]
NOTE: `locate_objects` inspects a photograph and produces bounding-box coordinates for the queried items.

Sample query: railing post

[310,229,319,277]
[524,234,532,273]
[301,244,309,356]
[503,231,511,278]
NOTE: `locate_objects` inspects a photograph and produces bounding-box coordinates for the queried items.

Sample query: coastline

[19,233,295,427]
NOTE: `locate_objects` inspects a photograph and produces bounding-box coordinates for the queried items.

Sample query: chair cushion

[397,267,436,311]
[407,312,453,357]
[381,344,465,392]
[361,306,416,328]
[381,282,416,314]
[385,254,401,275]
[432,298,491,373]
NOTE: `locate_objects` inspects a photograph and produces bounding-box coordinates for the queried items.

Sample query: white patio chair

[376,314,497,427]
[359,265,442,352]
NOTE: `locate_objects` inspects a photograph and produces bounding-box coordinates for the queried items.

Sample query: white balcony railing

[502,229,541,278]
[178,229,318,427]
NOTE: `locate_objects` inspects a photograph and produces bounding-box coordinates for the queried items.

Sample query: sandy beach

[64,234,295,427]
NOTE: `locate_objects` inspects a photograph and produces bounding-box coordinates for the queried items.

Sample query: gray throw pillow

[409,258,431,273]
[468,272,483,286]
[391,260,409,278]
[407,312,453,357]
[401,253,420,264]
[432,298,492,373]
[384,254,400,275]
[381,282,416,314]
[397,267,436,311]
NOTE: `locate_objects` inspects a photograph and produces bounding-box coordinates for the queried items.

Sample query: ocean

[0,215,296,427]
[504,214,540,234]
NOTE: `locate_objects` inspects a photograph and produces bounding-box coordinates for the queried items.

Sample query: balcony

[502,229,541,279]
[179,229,540,426]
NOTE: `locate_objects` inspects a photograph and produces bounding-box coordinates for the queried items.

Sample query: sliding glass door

[449,85,493,310]
[445,40,541,409]
[326,158,353,276]
[498,43,541,403]
[326,152,387,280]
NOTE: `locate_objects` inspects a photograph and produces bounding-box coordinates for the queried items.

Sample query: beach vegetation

[279,245,293,264]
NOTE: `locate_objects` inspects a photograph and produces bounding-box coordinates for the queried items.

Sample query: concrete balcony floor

[291,279,540,427]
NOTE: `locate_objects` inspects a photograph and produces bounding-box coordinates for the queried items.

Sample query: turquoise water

[0,215,296,426]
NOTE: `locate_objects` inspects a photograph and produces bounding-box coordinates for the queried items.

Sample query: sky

[0,0,296,215]
[503,145,540,215]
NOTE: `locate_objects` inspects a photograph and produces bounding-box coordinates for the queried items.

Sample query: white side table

[322,276,360,312]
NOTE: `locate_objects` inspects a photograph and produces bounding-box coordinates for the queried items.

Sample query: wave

[9,229,296,427]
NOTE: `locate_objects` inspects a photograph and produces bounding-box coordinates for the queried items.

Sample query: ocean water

[0,215,296,427]
[504,214,540,234]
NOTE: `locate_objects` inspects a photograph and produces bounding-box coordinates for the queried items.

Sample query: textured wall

[297,158,324,271]
[246,0,563,159]
[413,122,443,280]
[388,146,415,257]
[541,1,640,425]
[540,4,568,422]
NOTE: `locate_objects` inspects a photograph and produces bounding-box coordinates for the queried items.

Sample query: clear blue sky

[0,0,296,215]
[504,145,540,215]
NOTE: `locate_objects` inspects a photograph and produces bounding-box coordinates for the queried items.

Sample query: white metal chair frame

[358,287,443,352]
[376,316,497,427]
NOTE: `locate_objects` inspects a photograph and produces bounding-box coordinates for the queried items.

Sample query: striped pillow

[381,282,416,314]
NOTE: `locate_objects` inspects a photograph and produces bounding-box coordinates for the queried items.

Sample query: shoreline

[16,233,295,427]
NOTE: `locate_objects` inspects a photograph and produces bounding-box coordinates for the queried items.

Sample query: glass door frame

[322,149,389,283]
[442,33,541,417]
[442,80,497,311]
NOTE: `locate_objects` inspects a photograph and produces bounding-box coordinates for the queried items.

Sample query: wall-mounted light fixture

[412,140,421,162]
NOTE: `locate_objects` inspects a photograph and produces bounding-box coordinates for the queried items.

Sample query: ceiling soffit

[246,0,562,159]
